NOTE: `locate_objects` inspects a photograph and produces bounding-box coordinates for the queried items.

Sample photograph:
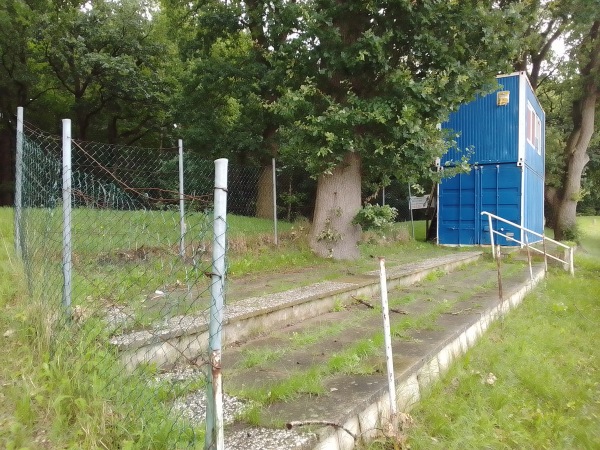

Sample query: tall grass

[1,207,205,449]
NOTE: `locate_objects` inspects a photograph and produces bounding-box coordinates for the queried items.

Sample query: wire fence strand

[18,122,235,448]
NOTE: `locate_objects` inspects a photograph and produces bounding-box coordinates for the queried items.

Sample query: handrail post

[525,234,533,282]
[569,247,575,277]
[487,213,495,260]
[542,232,548,273]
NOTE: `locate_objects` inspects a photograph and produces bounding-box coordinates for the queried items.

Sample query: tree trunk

[0,127,14,206]
[255,164,274,219]
[553,19,600,241]
[544,185,559,228]
[310,152,362,260]
[553,91,596,240]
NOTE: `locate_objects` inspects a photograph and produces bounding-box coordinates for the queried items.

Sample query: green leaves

[274,0,524,181]
[352,204,398,232]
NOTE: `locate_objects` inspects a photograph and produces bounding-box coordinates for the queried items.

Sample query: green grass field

[11,206,448,333]
[369,218,600,449]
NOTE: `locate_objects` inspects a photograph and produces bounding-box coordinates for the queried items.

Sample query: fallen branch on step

[445,307,474,315]
[352,296,408,315]
[286,420,357,441]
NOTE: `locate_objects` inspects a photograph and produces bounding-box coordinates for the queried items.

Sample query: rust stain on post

[210,349,224,449]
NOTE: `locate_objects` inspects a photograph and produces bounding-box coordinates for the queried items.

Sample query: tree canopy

[1,0,598,250]
[521,0,600,240]
[273,0,527,257]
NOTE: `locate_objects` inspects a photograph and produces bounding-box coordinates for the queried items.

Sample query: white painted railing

[481,211,575,276]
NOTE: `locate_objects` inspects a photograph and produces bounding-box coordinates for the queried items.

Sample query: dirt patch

[96,245,171,265]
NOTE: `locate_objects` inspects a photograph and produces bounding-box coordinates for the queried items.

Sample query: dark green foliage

[353,204,398,231]
[1,0,178,145]
[275,1,527,181]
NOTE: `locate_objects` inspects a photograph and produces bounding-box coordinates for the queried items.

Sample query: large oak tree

[276,0,526,259]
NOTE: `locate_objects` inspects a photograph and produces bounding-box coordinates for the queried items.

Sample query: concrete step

[154,253,544,449]
[112,251,483,370]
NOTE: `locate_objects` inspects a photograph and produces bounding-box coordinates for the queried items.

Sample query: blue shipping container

[438,72,545,246]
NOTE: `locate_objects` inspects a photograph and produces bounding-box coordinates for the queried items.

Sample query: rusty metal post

[495,245,503,301]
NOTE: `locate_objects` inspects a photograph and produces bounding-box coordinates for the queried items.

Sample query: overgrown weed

[0,208,204,449]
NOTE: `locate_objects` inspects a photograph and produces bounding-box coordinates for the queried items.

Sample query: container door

[438,169,478,245]
[479,164,522,246]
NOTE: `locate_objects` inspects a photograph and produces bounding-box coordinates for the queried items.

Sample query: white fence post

[408,183,415,239]
[62,119,73,316]
[178,139,186,257]
[272,158,278,246]
[379,257,397,429]
[15,107,24,258]
[206,158,228,450]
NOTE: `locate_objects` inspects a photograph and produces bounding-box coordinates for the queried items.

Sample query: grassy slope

[4,203,597,448]
[396,218,600,449]
[0,208,199,449]
[0,208,33,448]
[0,206,439,449]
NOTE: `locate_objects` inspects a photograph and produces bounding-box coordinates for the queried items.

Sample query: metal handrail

[480,211,575,276]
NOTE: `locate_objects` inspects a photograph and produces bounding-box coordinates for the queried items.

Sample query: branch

[286,420,357,441]
[352,295,408,314]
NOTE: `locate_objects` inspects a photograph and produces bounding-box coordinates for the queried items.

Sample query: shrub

[353,204,398,231]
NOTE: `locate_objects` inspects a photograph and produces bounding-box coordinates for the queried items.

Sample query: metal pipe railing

[481,211,574,276]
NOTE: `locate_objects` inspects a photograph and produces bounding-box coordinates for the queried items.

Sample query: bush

[352,204,398,231]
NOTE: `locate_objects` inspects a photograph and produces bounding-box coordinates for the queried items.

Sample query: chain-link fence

[14,105,430,447]
[16,111,237,448]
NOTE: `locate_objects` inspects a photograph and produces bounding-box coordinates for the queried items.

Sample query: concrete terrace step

[156,254,545,450]
[112,251,483,369]
[226,263,544,449]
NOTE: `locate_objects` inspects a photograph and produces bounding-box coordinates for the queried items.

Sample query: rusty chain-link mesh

[16,121,246,448]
